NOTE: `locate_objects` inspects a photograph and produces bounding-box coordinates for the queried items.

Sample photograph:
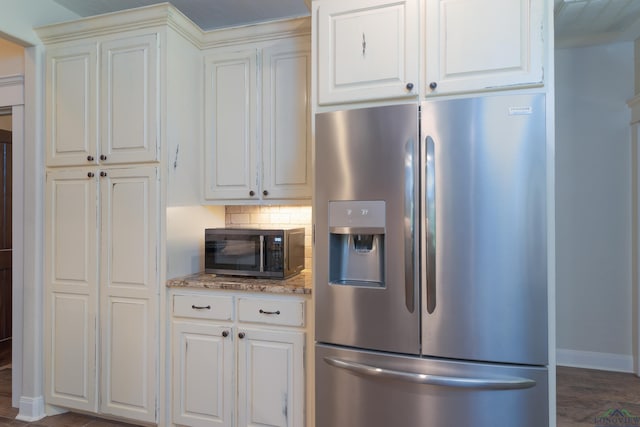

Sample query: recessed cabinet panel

[100,167,158,293]
[101,34,159,164]
[425,0,544,95]
[317,0,418,105]
[334,7,401,86]
[47,292,97,412]
[262,41,311,200]
[45,44,97,167]
[47,173,97,286]
[172,321,233,427]
[204,51,257,200]
[101,297,155,422]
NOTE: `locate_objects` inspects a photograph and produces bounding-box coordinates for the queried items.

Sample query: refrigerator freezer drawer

[316,344,549,427]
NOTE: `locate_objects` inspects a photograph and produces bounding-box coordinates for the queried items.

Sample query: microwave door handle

[425,136,436,314]
[259,235,265,273]
[404,137,416,313]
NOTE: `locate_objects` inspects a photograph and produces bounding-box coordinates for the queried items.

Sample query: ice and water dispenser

[328,201,386,288]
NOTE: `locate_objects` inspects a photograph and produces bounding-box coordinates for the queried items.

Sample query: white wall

[555,42,634,372]
[0,37,23,76]
[0,0,79,46]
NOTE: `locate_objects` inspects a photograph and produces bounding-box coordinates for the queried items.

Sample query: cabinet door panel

[262,39,311,200]
[45,43,97,167]
[46,293,97,412]
[101,34,159,164]
[204,50,258,200]
[101,297,154,420]
[45,169,98,412]
[100,167,158,422]
[100,167,158,295]
[425,0,544,95]
[237,329,304,427]
[173,321,233,427]
[317,0,418,104]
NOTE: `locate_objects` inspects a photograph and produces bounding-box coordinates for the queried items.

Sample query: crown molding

[35,2,202,47]
[199,16,311,50]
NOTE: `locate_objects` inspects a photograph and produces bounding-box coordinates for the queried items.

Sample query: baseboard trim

[557,348,634,373]
[16,395,46,422]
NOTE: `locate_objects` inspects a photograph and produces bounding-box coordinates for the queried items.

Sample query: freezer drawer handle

[324,357,536,391]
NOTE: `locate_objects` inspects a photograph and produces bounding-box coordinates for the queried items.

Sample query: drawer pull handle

[259,309,281,315]
[192,304,211,310]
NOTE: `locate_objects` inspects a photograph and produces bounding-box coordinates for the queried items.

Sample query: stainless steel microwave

[205,228,305,279]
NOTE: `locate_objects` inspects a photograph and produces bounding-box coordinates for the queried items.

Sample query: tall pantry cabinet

[37,5,208,424]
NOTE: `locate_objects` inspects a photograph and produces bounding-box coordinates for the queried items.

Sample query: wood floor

[557,366,640,427]
[0,357,635,426]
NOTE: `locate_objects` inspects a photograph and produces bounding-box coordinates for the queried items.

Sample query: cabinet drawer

[238,297,304,327]
[173,294,233,321]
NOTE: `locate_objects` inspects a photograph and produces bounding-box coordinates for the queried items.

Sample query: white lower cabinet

[237,328,304,427]
[171,291,305,427]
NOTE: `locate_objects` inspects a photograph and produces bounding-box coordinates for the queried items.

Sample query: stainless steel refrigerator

[314,93,549,427]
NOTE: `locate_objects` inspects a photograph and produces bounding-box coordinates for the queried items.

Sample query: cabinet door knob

[249,190,255,197]
[87,155,94,162]
[238,332,245,339]
[263,190,268,196]
[87,172,94,178]
[100,154,107,161]
[406,82,414,91]
[222,330,229,338]
[429,82,438,90]
[100,171,107,177]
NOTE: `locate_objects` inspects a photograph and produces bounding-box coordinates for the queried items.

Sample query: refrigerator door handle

[425,136,436,313]
[324,356,536,390]
[404,138,416,313]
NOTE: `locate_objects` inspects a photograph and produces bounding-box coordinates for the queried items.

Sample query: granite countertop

[167,270,312,295]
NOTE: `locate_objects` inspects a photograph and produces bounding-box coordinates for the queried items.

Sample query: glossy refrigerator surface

[420,94,548,365]
[315,103,420,355]
[314,93,549,427]
[316,344,549,427]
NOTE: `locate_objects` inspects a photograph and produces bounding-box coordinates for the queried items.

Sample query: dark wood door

[0,129,11,341]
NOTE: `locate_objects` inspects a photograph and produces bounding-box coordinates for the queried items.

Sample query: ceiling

[52,0,311,31]
[50,0,640,47]
[554,0,640,47]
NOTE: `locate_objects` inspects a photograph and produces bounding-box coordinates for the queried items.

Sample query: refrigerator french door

[315,94,549,427]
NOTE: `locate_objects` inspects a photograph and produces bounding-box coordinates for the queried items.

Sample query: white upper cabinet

[100,34,159,164]
[424,0,544,96]
[261,40,311,200]
[203,49,258,201]
[45,34,159,167]
[312,0,546,105]
[316,0,419,105]
[45,43,97,167]
[203,22,311,203]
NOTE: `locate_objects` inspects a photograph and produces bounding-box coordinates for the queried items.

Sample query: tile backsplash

[225,205,312,270]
